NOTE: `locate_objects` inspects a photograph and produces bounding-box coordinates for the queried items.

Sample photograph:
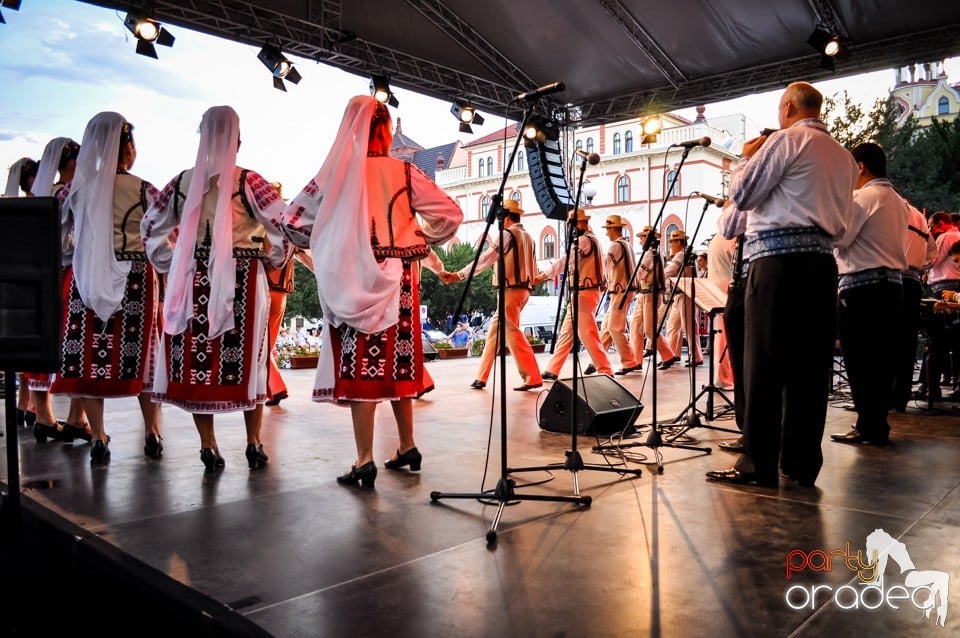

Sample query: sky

[2,1,958,192]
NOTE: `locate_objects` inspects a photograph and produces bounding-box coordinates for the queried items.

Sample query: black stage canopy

[81,0,960,125]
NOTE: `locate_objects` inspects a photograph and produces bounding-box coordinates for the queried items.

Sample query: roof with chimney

[411,142,461,180]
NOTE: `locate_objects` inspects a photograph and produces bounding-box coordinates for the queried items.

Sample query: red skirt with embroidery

[22,266,72,391]
[50,260,157,398]
[320,261,432,402]
[152,257,269,414]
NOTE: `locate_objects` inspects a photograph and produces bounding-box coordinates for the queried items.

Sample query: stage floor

[3,352,959,637]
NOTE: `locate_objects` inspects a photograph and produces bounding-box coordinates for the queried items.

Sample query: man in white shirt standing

[829,143,907,446]
[707,82,857,488]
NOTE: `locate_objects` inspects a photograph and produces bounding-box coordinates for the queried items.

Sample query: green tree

[823,91,959,213]
[284,260,320,321]
[419,244,497,325]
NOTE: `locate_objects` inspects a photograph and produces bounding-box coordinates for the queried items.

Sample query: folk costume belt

[839,267,902,292]
[745,226,832,261]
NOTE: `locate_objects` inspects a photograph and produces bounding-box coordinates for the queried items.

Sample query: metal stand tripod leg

[429,105,589,546]
[670,311,737,433]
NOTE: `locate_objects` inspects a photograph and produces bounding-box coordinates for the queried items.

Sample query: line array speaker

[525,117,576,220]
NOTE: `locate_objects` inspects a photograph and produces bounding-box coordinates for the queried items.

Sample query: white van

[480,295,560,344]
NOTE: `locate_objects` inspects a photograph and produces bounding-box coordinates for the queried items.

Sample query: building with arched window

[429,107,749,293]
[891,60,959,127]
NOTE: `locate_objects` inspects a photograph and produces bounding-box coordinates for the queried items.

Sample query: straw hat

[572,208,591,222]
[669,229,687,242]
[636,224,659,238]
[501,199,524,215]
[602,214,625,228]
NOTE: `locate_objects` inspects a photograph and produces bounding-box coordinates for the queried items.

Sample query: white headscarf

[304,96,404,395]
[308,95,403,334]
[163,105,240,339]
[66,112,131,322]
[33,137,73,197]
[4,157,33,197]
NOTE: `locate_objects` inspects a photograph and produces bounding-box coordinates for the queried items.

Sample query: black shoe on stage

[200,448,225,473]
[584,364,597,375]
[514,382,543,391]
[718,437,744,452]
[245,443,268,469]
[90,439,111,466]
[385,447,422,472]
[337,461,377,488]
[24,411,37,428]
[542,371,558,381]
[144,433,164,459]
[264,391,288,406]
[33,422,63,444]
[469,380,486,389]
[830,428,889,446]
[705,467,777,487]
[658,357,680,370]
[60,422,93,443]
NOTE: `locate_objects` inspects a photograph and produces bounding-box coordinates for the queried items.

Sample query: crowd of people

[4,83,958,491]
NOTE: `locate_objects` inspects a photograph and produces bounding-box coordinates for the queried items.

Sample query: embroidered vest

[607,237,638,293]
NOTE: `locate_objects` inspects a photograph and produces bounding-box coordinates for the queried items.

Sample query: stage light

[370,75,399,107]
[0,0,23,25]
[124,11,175,59]
[450,101,485,134]
[258,45,302,92]
[523,119,546,144]
[641,115,661,144]
[807,25,841,57]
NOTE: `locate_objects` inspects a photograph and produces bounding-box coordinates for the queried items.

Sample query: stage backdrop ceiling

[81,0,960,125]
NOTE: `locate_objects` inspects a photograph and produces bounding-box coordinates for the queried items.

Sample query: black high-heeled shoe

[60,422,93,443]
[16,409,26,427]
[336,461,377,488]
[33,422,63,444]
[24,411,37,428]
[200,448,225,473]
[90,439,111,465]
[384,447,422,472]
[144,433,163,459]
[245,443,268,470]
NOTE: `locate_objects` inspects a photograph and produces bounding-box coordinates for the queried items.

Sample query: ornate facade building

[891,61,959,127]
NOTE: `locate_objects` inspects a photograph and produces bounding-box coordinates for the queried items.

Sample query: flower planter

[288,355,319,369]
[436,348,469,359]
[530,343,546,354]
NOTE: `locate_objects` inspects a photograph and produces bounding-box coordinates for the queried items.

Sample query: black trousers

[723,282,746,430]
[737,253,837,483]
[838,281,903,438]
[892,278,922,409]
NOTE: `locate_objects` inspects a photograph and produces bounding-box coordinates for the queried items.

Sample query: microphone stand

[509,153,642,495]
[593,145,710,473]
[668,199,737,435]
[430,103,589,546]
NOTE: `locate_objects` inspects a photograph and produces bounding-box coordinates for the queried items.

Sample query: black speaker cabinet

[539,375,642,435]
[525,116,576,220]
[0,197,62,372]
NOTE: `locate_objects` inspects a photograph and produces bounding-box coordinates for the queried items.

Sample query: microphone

[694,192,725,207]
[670,136,711,149]
[514,81,566,102]
[575,149,600,165]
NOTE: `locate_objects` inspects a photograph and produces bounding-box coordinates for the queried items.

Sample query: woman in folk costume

[3,156,38,197]
[281,96,462,489]
[50,113,163,465]
[22,137,93,444]
[4,156,39,429]
[142,105,291,474]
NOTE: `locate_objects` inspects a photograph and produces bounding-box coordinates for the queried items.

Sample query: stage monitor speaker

[0,197,62,372]
[525,117,576,220]
[539,375,642,435]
